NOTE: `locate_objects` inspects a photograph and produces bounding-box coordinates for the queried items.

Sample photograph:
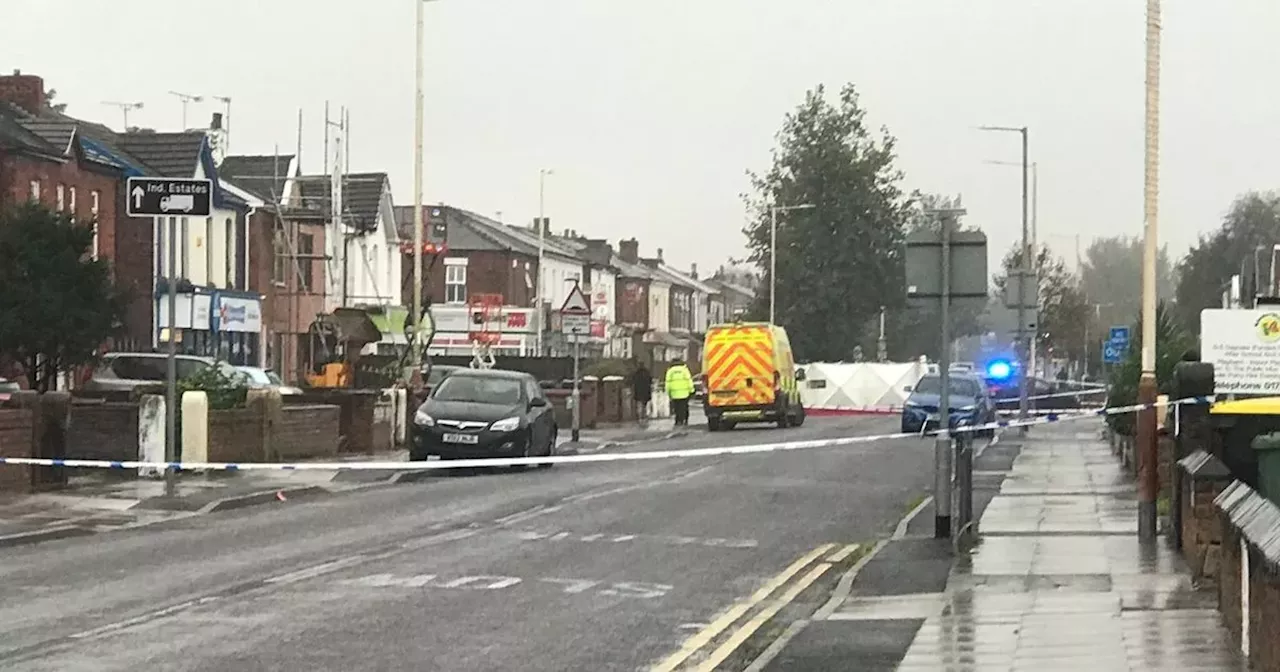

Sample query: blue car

[901,373,997,437]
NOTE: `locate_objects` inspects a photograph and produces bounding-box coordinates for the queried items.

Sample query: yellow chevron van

[702,322,805,431]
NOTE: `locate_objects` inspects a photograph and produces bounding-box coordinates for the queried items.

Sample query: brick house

[220,154,328,381]
[0,71,155,353]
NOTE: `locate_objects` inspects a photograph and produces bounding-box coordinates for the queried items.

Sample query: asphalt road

[0,414,934,672]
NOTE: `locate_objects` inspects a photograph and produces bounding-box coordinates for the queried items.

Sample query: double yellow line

[651,542,859,672]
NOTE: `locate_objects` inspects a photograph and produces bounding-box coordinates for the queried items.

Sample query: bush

[178,364,248,410]
[1106,302,1192,436]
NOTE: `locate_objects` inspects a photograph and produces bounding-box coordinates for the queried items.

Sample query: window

[29,180,39,201]
[272,223,288,285]
[68,186,76,213]
[444,258,467,304]
[297,233,314,292]
[55,185,65,211]
[90,190,100,215]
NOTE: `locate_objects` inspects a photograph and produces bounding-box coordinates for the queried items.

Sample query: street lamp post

[979,126,1031,432]
[769,203,815,325]
[411,0,427,369]
[1137,0,1162,543]
[535,169,553,355]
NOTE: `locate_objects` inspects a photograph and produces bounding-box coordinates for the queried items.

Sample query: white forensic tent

[798,361,928,414]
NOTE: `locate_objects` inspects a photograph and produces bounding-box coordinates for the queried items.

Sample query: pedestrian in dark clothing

[631,360,653,424]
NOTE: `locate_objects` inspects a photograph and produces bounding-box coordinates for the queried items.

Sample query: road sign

[559,285,591,316]
[1103,342,1124,364]
[126,177,212,218]
[1108,326,1130,347]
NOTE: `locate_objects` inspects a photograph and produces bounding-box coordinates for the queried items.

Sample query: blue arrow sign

[1103,343,1124,364]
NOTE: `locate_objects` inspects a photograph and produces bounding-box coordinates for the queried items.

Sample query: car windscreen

[237,368,273,386]
[913,376,980,397]
[432,375,524,405]
[426,367,457,387]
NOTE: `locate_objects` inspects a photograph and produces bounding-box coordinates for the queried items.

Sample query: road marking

[648,543,836,672]
[333,572,667,599]
[264,555,369,585]
[539,578,598,594]
[692,562,832,672]
[894,496,933,539]
[825,543,861,563]
[599,581,673,600]
[438,575,522,590]
[504,527,758,550]
[68,596,219,640]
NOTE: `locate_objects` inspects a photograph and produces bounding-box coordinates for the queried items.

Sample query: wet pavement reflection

[831,427,1243,671]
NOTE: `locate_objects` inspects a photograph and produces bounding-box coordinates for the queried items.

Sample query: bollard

[955,427,974,536]
[138,394,165,478]
[181,391,209,468]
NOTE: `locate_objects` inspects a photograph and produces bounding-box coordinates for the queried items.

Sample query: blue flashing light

[986,360,1013,381]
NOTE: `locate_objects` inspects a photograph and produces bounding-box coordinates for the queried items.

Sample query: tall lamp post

[769,203,815,325]
[411,0,427,367]
[1137,0,1162,543]
[979,125,1031,432]
[535,168,553,355]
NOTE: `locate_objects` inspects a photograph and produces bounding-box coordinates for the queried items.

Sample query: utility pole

[168,91,203,130]
[101,101,144,130]
[1137,0,1163,543]
[535,168,552,356]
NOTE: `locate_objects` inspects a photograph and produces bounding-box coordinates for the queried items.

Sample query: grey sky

[6,1,1277,273]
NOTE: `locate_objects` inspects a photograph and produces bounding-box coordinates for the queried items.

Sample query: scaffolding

[467,294,504,369]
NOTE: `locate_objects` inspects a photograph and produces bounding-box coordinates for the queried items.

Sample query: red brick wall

[402,249,537,308]
[276,405,340,460]
[66,402,138,461]
[0,73,45,114]
[248,212,326,381]
[1251,563,1280,670]
[1182,478,1228,582]
[0,154,152,349]
[1219,525,1243,644]
[617,279,649,327]
[208,408,265,463]
[0,409,34,493]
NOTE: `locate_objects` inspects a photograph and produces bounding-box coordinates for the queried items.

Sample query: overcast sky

[5,1,1277,274]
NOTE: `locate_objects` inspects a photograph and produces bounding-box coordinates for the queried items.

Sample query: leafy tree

[742,83,913,361]
[0,202,128,391]
[992,243,1092,366]
[875,194,987,361]
[1105,302,1192,435]
[1079,235,1175,334]
[1176,192,1280,334]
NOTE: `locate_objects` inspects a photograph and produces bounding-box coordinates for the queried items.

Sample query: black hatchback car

[409,368,557,464]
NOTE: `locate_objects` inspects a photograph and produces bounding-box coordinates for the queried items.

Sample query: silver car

[82,353,236,393]
[234,366,303,395]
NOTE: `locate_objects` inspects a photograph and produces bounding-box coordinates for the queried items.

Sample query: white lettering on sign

[1201,309,1280,394]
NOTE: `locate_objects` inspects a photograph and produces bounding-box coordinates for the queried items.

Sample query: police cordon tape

[0,395,1214,473]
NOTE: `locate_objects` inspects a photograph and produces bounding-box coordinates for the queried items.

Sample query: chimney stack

[656,248,664,262]
[210,112,223,130]
[619,238,639,264]
[0,71,46,114]
[690,263,698,279]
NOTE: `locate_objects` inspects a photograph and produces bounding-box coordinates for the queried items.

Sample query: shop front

[426,304,536,356]
[154,289,263,366]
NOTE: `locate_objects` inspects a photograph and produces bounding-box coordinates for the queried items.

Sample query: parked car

[901,373,997,436]
[0,377,19,402]
[421,364,465,393]
[409,368,557,464]
[82,353,237,393]
[234,366,303,395]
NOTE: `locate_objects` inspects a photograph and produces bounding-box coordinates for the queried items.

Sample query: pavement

[755,421,1245,671]
[0,413,932,671]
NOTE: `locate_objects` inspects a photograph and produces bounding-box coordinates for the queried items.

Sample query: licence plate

[442,433,479,444]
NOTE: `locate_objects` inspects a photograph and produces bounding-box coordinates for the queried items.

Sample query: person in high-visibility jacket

[665,358,695,426]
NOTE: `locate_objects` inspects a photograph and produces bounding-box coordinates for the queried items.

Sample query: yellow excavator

[304,307,384,389]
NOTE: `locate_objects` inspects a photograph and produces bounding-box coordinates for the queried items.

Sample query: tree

[43,89,67,113]
[993,243,1092,366]
[875,194,988,360]
[1105,302,1191,435]
[742,83,913,361]
[0,202,128,391]
[1176,192,1280,334]
[1078,235,1175,334]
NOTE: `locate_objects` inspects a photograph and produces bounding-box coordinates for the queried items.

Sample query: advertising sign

[1201,308,1280,394]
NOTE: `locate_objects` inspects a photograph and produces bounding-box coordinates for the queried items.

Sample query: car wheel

[708,417,721,432]
[538,428,556,468]
[793,405,806,427]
